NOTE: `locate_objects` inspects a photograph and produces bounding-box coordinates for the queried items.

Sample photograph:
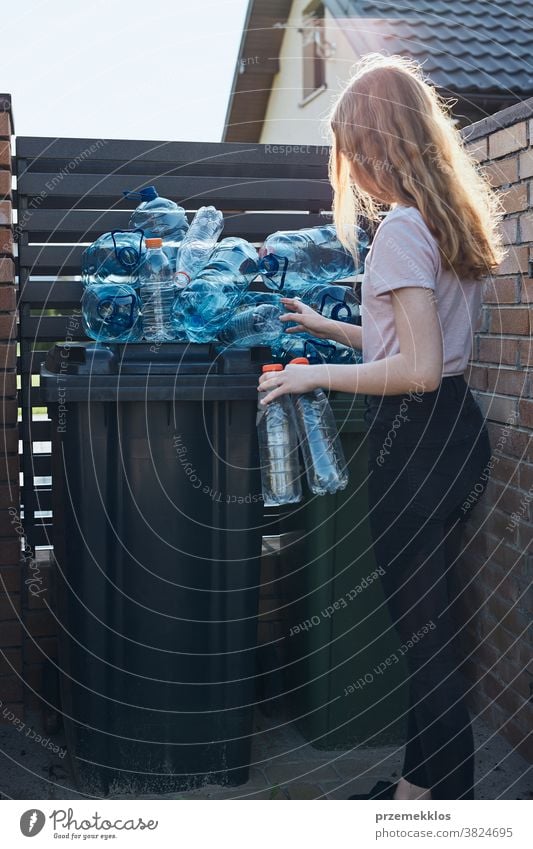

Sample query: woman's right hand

[279,297,332,339]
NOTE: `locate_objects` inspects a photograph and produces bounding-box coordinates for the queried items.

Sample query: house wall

[0,95,22,724]
[260,0,356,145]
[458,99,533,762]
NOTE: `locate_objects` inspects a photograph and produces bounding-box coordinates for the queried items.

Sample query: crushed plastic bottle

[217,302,283,348]
[272,333,362,365]
[258,224,368,293]
[299,283,360,324]
[81,230,145,287]
[174,206,224,288]
[81,283,142,342]
[257,364,302,506]
[173,237,259,343]
[126,186,189,272]
[138,237,177,342]
[288,357,348,495]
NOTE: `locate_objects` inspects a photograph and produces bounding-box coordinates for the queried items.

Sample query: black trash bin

[41,342,268,795]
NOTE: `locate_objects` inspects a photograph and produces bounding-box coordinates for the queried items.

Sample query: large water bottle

[217,302,283,348]
[81,230,145,287]
[126,186,189,272]
[82,283,142,343]
[258,224,368,293]
[257,364,302,506]
[174,206,224,287]
[299,283,360,324]
[173,237,259,343]
[138,237,177,342]
[272,333,362,365]
[289,357,348,495]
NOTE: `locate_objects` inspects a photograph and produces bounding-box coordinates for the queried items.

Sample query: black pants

[364,375,491,800]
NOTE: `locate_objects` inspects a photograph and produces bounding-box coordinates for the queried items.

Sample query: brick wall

[0,94,23,723]
[459,99,533,762]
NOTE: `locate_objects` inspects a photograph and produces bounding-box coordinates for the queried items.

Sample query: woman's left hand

[258,363,325,405]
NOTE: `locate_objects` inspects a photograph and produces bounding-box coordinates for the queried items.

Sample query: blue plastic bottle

[272,333,362,365]
[81,283,142,342]
[126,186,189,272]
[138,237,177,342]
[172,237,259,343]
[256,364,302,506]
[174,206,224,287]
[81,229,145,288]
[258,224,368,293]
[299,283,360,324]
[289,357,348,495]
[217,302,283,348]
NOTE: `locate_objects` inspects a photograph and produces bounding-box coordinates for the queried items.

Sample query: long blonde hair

[328,53,504,279]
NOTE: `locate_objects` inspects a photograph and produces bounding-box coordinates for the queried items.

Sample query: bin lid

[40,343,271,402]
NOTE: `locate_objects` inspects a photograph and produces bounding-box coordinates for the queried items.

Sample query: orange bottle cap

[289,357,310,365]
[145,237,163,248]
[262,364,284,373]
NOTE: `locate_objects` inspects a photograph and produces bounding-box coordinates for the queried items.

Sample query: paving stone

[284,782,326,800]
[265,761,338,785]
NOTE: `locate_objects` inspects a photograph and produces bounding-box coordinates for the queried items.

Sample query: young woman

[259,53,503,801]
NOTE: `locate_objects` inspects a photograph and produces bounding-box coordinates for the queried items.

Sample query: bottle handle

[111,229,145,271]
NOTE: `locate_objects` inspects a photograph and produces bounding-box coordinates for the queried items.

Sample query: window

[301,3,327,102]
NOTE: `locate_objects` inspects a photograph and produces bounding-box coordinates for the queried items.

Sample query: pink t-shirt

[360,205,483,377]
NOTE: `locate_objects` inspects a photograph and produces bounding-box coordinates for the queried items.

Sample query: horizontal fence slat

[26,523,53,547]
[20,316,87,341]
[19,280,84,305]
[17,173,332,210]
[16,136,330,175]
[20,209,329,242]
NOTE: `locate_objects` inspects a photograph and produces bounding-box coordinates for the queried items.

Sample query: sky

[0,0,249,141]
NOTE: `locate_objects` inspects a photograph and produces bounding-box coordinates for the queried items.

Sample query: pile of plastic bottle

[81,187,368,363]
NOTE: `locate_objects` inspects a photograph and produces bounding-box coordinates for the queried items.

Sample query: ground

[0,707,530,801]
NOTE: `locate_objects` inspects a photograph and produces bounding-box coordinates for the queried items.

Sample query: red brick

[0,427,19,454]
[482,276,519,303]
[497,245,529,275]
[489,122,528,159]
[0,536,20,562]
[0,285,15,311]
[0,227,13,257]
[0,343,16,368]
[519,148,533,179]
[521,279,533,304]
[0,592,21,618]
[0,646,22,675]
[0,620,22,647]
[25,562,53,610]
[479,336,518,366]
[490,423,532,461]
[0,371,16,394]
[519,338,533,367]
[476,391,517,425]
[489,306,530,335]
[490,454,520,488]
[0,257,14,283]
[0,703,24,724]
[483,156,519,187]
[0,170,11,198]
[0,398,18,424]
[0,564,21,593]
[486,366,529,397]
[519,399,533,429]
[518,520,533,551]
[519,463,533,491]
[500,184,528,215]
[0,112,12,138]
[465,363,487,391]
[466,136,488,163]
[0,456,18,484]
[0,141,10,169]
[520,212,533,243]
[485,508,520,546]
[0,200,11,226]
[499,217,519,245]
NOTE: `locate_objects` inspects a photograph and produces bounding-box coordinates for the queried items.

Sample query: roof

[328,0,533,95]
[223,0,533,141]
